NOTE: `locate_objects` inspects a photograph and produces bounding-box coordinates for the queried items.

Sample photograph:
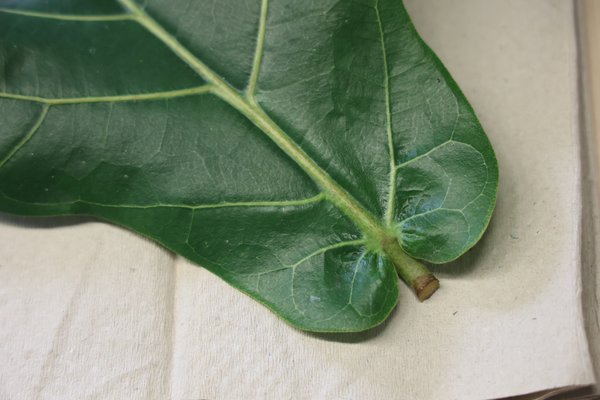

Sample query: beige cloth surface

[0,1,596,399]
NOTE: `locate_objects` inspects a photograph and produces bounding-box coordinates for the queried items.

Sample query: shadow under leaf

[0,212,95,229]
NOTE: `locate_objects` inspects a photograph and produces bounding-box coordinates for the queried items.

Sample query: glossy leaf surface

[0,0,498,332]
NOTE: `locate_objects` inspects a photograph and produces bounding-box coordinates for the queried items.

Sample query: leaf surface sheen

[0,0,498,332]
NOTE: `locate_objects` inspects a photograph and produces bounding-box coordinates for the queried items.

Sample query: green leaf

[0,0,498,332]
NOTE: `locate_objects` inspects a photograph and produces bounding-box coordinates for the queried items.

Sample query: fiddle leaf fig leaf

[0,0,498,332]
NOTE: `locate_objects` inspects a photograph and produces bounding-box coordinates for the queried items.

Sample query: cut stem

[382,237,439,301]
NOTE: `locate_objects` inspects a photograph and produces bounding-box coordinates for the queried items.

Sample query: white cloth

[0,1,596,399]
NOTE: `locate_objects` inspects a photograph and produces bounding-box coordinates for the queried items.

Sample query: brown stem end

[413,274,440,301]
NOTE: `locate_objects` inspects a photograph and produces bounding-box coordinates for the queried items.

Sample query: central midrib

[118,0,389,243]
[115,0,439,294]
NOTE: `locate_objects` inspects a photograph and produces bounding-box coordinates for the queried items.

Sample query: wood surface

[584,0,600,152]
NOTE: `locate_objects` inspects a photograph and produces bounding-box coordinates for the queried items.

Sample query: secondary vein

[79,194,325,210]
[395,139,453,170]
[0,8,132,22]
[0,104,49,169]
[290,239,366,315]
[290,239,366,270]
[0,192,326,211]
[0,85,214,105]
[246,0,270,101]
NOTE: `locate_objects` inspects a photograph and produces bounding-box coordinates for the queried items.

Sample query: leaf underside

[0,0,498,332]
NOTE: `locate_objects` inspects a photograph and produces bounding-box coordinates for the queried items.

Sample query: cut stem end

[413,274,439,301]
[382,236,440,301]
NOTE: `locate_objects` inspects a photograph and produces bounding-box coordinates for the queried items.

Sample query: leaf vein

[3,194,326,211]
[0,85,214,105]
[0,104,49,169]
[395,139,453,170]
[347,251,367,310]
[398,207,466,225]
[246,0,270,101]
[289,239,365,317]
[0,8,132,22]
